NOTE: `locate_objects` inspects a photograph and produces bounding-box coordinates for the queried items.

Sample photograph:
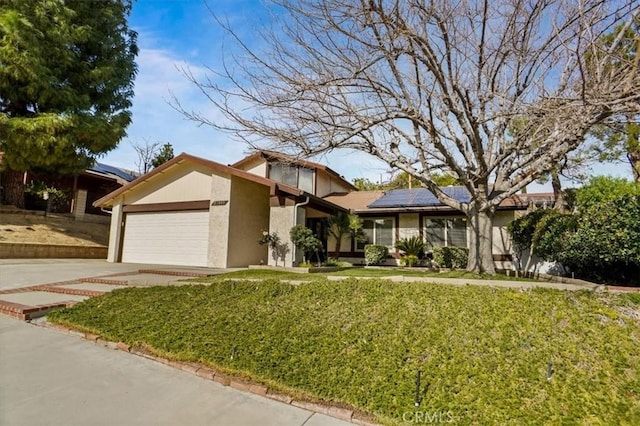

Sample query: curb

[35,320,378,425]
[137,269,212,278]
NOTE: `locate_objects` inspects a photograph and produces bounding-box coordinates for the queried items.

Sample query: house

[325,188,554,269]
[3,160,137,222]
[95,149,553,269]
[93,152,349,267]
[71,163,139,222]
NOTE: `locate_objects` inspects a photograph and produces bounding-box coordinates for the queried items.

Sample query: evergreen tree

[0,0,138,207]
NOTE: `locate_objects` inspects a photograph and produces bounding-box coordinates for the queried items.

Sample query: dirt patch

[0,213,109,246]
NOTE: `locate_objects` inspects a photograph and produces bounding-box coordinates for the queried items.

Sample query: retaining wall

[0,243,107,259]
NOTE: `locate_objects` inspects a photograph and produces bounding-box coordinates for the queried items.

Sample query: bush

[432,246,468,269]
[323,258,352,267]
[399,254,420,267]
[394,236,425,257]
[364,244,388,265]
[507,209,553,255]
[532,211,577,263]
[290,224,323,265]
[563,194,640,284]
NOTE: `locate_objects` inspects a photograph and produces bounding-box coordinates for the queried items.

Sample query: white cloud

[102,44,247,172]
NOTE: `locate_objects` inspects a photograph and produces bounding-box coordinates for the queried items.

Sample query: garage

[121,210,210,266]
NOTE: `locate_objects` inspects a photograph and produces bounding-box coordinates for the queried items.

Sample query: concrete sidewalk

[0,316,351,426]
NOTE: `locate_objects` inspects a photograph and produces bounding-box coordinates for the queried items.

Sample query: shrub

[400,254,420,267]
[394,236,425,257]
[323,258,352,267]
[532,211,577,263]
[364,244,388,265]
[290,225,323,265]
[563,194,640,284]
[432,246,468,269]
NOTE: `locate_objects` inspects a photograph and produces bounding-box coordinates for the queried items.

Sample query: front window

[357,218,394,250]
[268,162,314,193]
[424,217,467,249]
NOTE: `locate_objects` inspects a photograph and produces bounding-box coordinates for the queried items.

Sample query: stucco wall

[315,174,351,197]
[398,213,420,240]
[227,177,270,267]
[106,201,123,262]
[327,234,351,255]
[233,157,267,177]
[267,204,306,267]
[492,210,515,255]
[123,165,213,205]
[207,172,232,268]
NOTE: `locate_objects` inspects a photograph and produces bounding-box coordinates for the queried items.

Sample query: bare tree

[131,139,160,175]
[179,0,640,273]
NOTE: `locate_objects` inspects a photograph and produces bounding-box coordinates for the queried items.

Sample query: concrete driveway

[0,260,353,426]
[0,259,228,291]
[0,316,350,426]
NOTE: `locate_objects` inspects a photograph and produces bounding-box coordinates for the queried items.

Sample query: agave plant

[394,236,425,257]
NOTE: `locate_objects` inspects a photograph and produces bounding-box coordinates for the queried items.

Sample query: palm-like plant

[395,236,425,257]
[327,212,366,259]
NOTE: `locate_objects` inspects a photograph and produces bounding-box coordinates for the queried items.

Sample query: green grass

[325,267,538,281]
[200,267,538,282]
[49,280,640,425]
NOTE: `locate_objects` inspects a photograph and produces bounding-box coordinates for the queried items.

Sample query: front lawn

[48,280,640,424]
[203,267,538,282]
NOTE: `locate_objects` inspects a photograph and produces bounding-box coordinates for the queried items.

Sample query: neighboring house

[93,153,348,268]
[2,160,137,222]
[71,163,138,222]
[95,149,553,269]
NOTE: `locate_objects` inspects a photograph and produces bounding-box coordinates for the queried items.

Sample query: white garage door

[122,211,210,266]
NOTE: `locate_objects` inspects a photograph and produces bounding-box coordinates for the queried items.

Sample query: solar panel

[367,187,471,208]
[90,163,138,182]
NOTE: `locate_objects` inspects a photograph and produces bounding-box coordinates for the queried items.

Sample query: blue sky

[103,0,392,184]
[102,0,633,191]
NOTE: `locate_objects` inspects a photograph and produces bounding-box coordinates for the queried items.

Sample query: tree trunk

[333,233,342,259]
[551,169,565,211]
[628,151,640,184]
[466,207,496,274]
[1,168,26,209]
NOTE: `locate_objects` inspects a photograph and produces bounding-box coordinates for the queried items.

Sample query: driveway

[0,316,350,426]
[0,259,352,426]
[0,259,230,291]
[0,259,143,291]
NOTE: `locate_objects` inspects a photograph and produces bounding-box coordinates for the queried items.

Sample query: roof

[231,150,357,191]
[94,153,301,207]
[93,152,347,213]
[323,191,385,211]
[87,162,138,183]
[368,187,471,208]
[324,187,553,213]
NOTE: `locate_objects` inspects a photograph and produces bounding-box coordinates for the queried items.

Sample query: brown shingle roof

[323,191,386,211]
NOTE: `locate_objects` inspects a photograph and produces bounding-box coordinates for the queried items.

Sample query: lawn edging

[248,265,350,274]
[36,319,379,426]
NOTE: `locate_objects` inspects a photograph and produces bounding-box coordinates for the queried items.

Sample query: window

[357,218,394,250]
[268,163,314,193]
[424,217,467,249]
